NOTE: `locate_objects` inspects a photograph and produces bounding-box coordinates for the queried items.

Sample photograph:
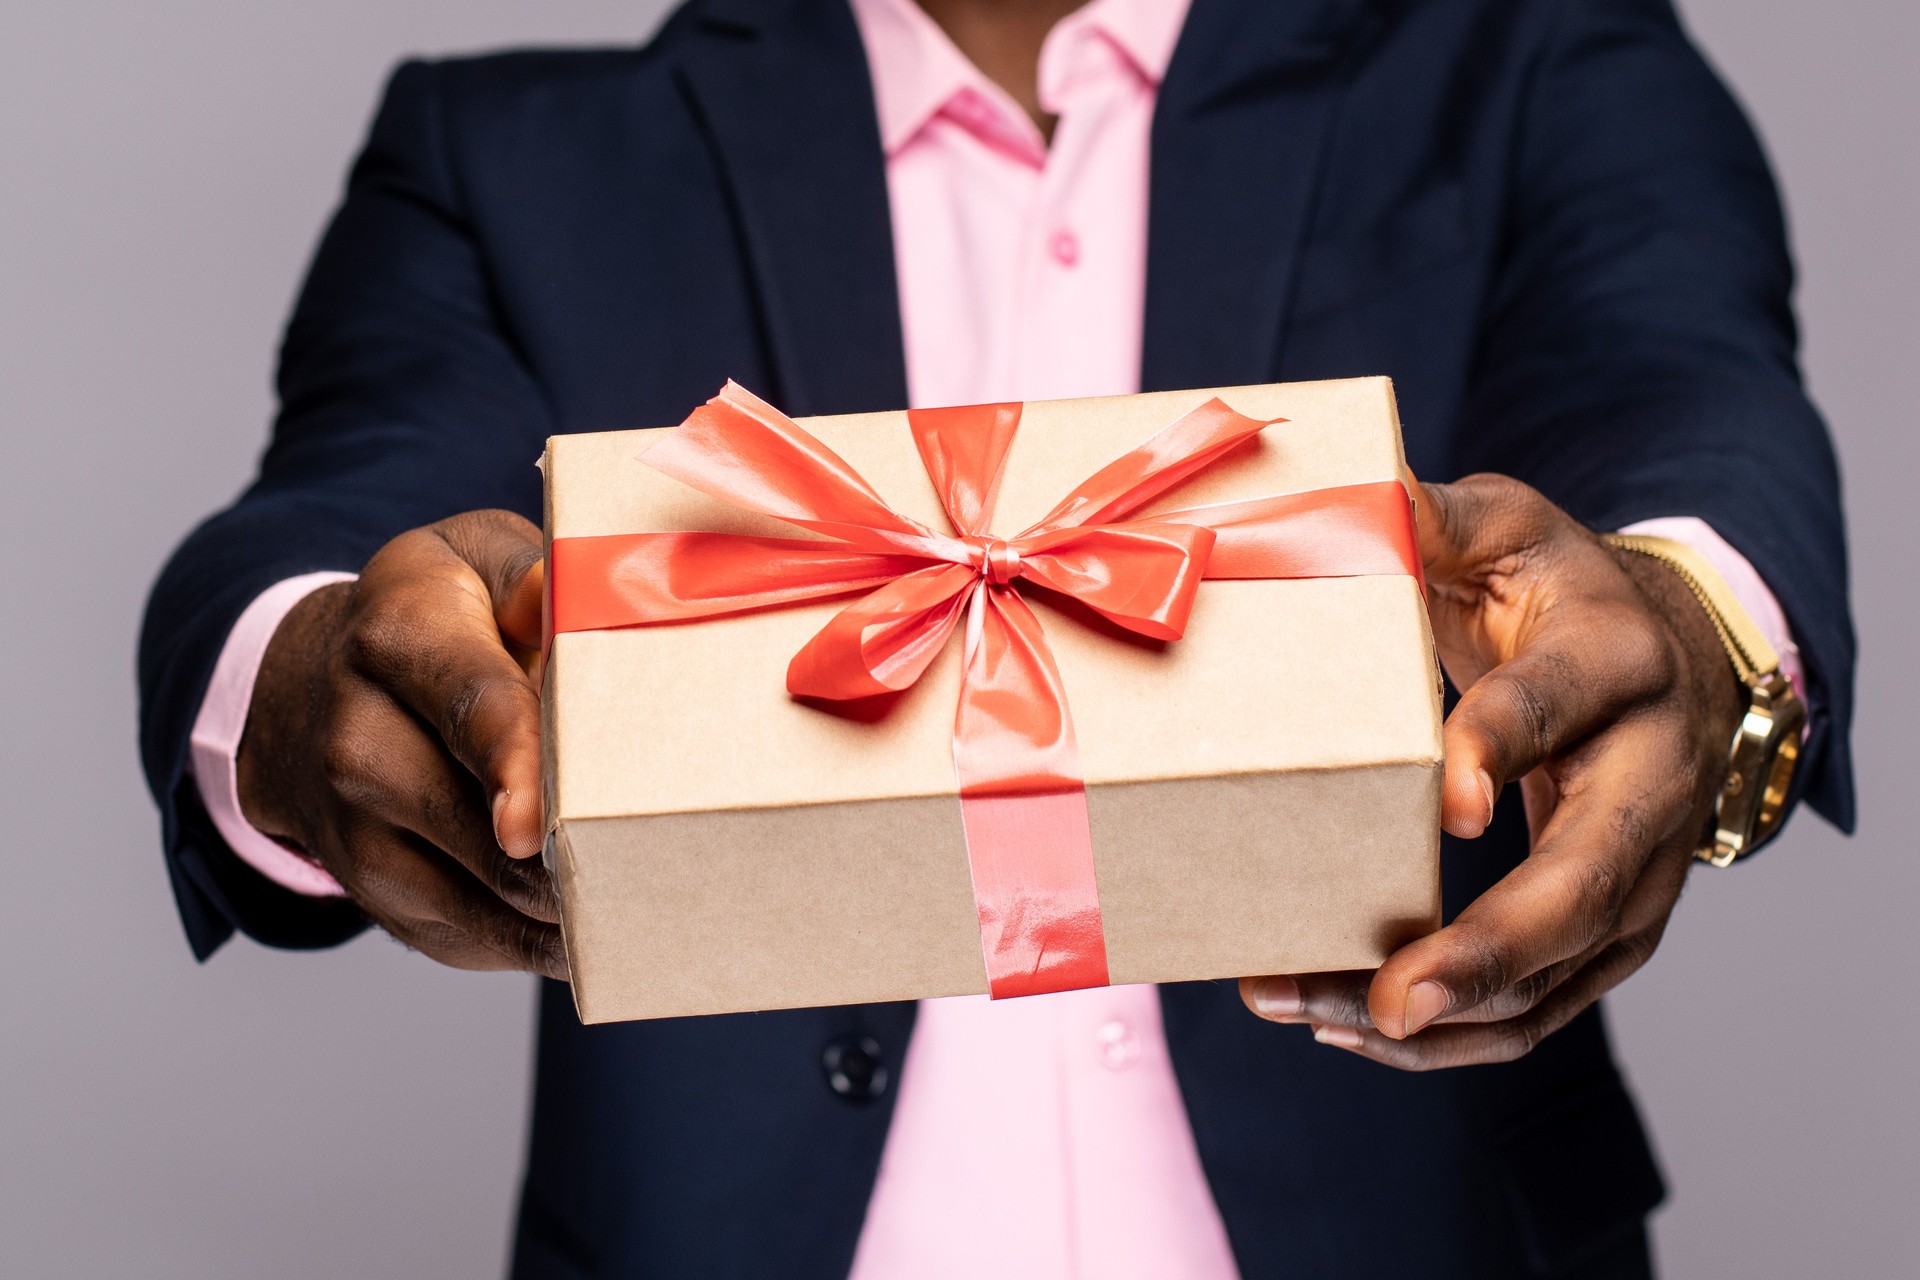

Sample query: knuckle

[1498,969,1557,1018]
[1610,928,1663,977]
[1492,1022,1543,1063]
[1455,934,1515,1008]
[1482,474,1557,535]
[1498,675,1556,765]
[495,913,553,973]
[415,776,470,846]
[319,728,380,799]
[359,529,437,591]
[1612,614,1679,696]
[1574,855,1629,931]
[1442,474,1561,566]
[1463,674,1554,775]
[1620,859,1686,936]
[346,598,419,678]
[442,677,502,760]
[502,860,560,922]
[319,737,363,796]
[436,509,542,578]
[340,840,409,911]
[1394,1042,1456,1073]
[408,921,487,969]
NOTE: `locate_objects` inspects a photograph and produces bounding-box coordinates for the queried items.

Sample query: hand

[237,510,565,979]
[1241,475,1745,1067]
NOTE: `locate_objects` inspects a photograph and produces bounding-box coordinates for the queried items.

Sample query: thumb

[438,508,545,649]
[1413,477,1472,585]
[497,555,544,654]
[1414,474,1561,588]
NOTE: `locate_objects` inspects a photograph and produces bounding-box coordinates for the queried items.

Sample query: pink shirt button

[1096,1018,1141,1070]
[1049,228,1081,267]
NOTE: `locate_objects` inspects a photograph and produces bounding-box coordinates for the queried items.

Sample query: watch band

[1602,533,1779,685]
[1601,532,1804,866]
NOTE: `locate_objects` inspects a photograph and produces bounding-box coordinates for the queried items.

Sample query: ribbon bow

[550,382,1420,998]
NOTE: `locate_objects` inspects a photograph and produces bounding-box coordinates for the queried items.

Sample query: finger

[1519,768,1559,849]
[334,824,567,980]
[1247,939,1611,1030]
[1419,841,1688,1026]
[1248,948,1609,1030]
[1414,475,1560,587]
[1241,970,1374,1028]
[1244,944,1613,1031]
[1440,607,1672,838]
[434,509,547,649]
[1243,800,1695,1035]
[332,699,559,922]
[1310,931,1659,1070]
[354,519,546,858]
[1370,723,1691,1037]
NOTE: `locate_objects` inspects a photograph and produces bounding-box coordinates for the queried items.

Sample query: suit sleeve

[138,60,557,957]
[1454,0,1856,832]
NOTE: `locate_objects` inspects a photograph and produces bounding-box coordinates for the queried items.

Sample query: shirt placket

[1009,25,1147,403]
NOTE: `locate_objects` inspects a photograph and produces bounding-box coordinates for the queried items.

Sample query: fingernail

[1475,769,1497,828]
[1313,1024,1364,1050]
[491,789,512,845]
[1406,980,1451,1036]
[1251,976,1302,1018]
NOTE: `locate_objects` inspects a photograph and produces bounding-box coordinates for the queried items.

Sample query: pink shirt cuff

[188,572,357,898]
[1617,516,1806,702]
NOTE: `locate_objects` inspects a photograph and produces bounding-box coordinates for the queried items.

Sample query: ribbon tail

[1159,480,1422,587]
[953,585,1110,999]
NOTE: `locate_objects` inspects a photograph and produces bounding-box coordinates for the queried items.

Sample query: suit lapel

[677,0,909,417]
[1143,0,1381,392]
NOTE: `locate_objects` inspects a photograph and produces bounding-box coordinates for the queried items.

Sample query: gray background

[2,1,1913,1275]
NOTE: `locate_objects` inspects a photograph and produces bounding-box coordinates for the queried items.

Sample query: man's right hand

[236,510,566,979]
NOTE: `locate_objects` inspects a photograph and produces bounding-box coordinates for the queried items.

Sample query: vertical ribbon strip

[548,382,1420,998]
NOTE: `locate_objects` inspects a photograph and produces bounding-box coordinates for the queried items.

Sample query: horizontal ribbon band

[550,383,1420,999]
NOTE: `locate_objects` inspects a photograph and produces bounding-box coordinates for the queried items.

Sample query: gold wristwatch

[1602,533,1806,866]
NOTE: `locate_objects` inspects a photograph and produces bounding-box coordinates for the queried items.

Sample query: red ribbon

[550,382,1421,999]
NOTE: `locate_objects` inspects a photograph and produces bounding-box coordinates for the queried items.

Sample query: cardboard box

[542,378,1442,1024]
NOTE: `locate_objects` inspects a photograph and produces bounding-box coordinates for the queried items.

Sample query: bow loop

[1013,521,1217,641]
[785,563,977,701]
[1025,397,1275,534]
[643,381,965,561]
[909,403,1022,536]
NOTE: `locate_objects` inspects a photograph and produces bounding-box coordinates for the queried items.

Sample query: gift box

[541,378,1442,1024]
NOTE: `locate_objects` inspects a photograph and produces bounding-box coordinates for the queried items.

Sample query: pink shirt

[846,2,1241,1275]
[193,1,1806,1275]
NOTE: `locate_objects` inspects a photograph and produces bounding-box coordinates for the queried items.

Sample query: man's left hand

[1241,474,1746,1069]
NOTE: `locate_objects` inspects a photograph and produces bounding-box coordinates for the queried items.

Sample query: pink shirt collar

[850,0,1192,161]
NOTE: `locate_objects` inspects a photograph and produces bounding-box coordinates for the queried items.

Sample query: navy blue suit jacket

[139,1,1854,1275]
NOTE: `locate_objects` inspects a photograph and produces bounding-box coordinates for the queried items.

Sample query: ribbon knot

[548,382,1422,1000]
[968,537,1023,586]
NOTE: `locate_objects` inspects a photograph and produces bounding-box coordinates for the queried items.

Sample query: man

[139,0,1853,1275]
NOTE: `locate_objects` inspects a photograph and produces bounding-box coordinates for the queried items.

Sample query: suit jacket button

[822,1034,888,1103]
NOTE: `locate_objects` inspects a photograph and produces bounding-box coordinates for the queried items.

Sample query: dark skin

[237,2,1747,1068]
